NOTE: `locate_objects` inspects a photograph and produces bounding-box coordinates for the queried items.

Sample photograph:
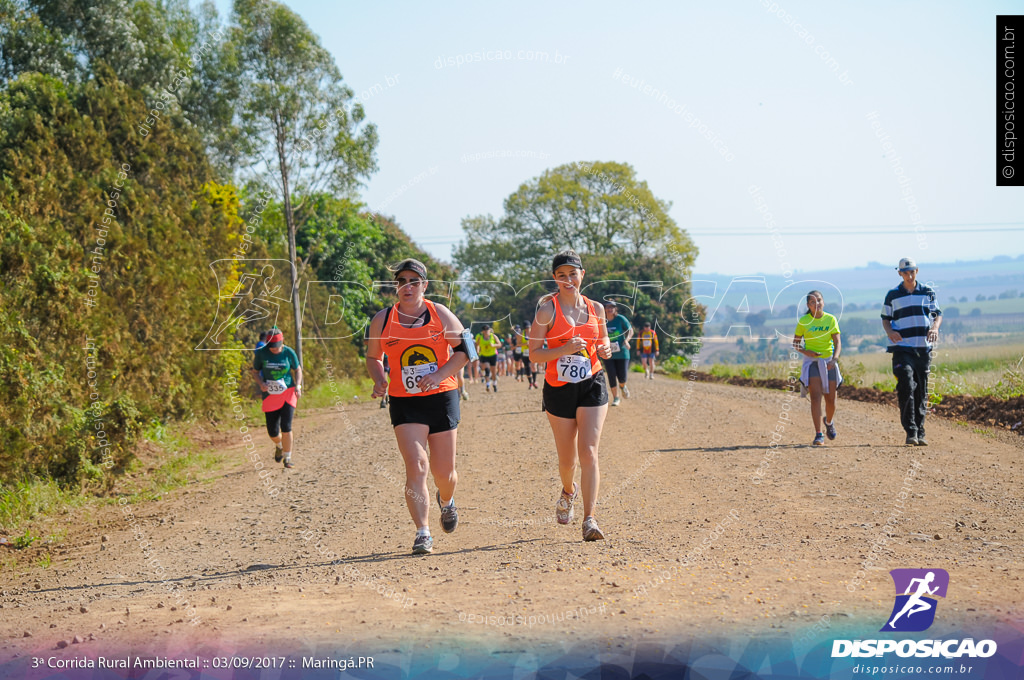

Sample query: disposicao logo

[881,568,949,632]
[832,568,998,659]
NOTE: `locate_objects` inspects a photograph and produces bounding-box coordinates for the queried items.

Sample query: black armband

[454,329,478,361]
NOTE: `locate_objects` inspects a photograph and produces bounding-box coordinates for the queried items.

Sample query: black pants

[892,348,931,437]
[265,402,295,437]
[603,358,628,388]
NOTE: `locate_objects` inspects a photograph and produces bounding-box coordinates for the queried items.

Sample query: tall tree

[454,161,703,350]
[228,0,378,363]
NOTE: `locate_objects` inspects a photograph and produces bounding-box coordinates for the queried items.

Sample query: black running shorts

[542,371,609,419]
[479,354,497,366]
[265,402,295,437]
[389,389,461,434]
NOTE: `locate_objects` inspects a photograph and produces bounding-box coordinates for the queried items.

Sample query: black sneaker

[437,491,459,533]
[274,445,283,463]
[492,381,498,392]
[412,534,433,555]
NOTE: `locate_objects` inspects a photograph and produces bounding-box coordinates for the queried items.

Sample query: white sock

[440,494,454,508]
[283,451,291,459]
[416,527,431,537]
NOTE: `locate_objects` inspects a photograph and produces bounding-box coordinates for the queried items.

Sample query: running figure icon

[888,571,938,628]
[881,568,949,632]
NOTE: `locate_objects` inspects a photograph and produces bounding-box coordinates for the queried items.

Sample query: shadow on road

[24,538,552,595]
[645,443,873,453]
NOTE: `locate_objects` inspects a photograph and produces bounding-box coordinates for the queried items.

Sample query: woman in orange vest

[528,250,612,541]
[366,259,477,555]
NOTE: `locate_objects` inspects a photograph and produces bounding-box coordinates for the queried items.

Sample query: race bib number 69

[402,363,438,394]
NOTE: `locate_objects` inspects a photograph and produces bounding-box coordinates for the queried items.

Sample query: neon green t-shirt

[475,333,501,357]
[795,312,840,357]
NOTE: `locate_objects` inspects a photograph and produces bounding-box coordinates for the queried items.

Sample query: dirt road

[2,374,1022,663]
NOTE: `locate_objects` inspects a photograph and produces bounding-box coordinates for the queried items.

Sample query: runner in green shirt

[793,291,842,447]
[251,327,303,468]
[601,301,634,406]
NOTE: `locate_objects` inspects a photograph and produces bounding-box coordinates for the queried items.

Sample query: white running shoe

[621,384,630,398]
[556,482,578,525]
[582,516,605,541]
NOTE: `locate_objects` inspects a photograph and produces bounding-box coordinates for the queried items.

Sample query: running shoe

[812,433,825,446]
[485,383,490,392]
[611,397,621,407]
[582,517,605,541]
[905,435,919,446]
[621,384,630,398]
[493,381,498,392]
[283,456,294,469]
[556,482,578,525]
[824,420,837,440]
[461,389,468,401]
[274,445,283,463]
[412,534,433,555]
[437,491,459,533]
[379,398,387,409]
[915,436,928,446]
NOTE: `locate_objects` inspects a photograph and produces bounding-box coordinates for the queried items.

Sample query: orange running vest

[381,300,459,397]
[544,295,602,387]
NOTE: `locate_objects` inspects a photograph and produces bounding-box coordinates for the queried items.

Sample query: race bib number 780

[557,354,592,383]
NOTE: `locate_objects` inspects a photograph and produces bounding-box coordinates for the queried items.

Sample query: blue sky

[214,0,1023,275]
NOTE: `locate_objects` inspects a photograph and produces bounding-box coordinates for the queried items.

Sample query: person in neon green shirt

[793,290,842,446]
[475,326,503,392]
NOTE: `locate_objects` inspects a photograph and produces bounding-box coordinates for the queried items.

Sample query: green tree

[454,161,702,350]
[227,0,378,363]
[0,68,245,484]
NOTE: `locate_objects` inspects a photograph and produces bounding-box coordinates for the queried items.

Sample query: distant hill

[693,255,1024,310]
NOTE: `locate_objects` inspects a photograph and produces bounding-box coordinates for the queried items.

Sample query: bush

[842,360,867,388]
[661,355,690,376]
[709,364,735,378]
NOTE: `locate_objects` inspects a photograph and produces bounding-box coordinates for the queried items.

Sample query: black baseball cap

[392,258,427,280]
[551,252,583,273]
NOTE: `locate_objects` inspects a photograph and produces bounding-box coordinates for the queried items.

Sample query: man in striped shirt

[880,258,943,446]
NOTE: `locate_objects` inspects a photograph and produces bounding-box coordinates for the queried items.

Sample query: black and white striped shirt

[881,282,941,351]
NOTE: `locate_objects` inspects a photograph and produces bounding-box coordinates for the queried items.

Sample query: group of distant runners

[248,254,942,554]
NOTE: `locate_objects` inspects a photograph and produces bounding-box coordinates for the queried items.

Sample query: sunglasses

[395,278,424,287]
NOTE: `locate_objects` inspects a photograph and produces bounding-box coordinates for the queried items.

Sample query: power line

[413,222,1024,245]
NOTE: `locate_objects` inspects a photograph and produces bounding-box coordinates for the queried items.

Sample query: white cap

[897,258,918,272]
